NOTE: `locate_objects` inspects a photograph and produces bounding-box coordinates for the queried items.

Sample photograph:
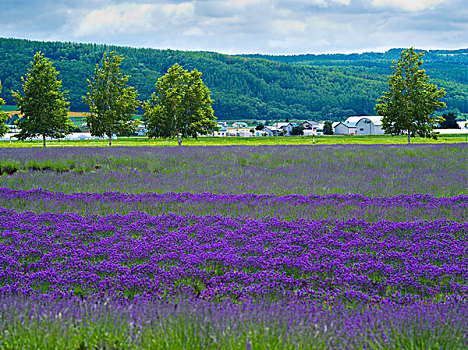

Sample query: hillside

[0,38,466,122]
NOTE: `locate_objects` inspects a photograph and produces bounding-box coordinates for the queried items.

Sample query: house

[212,126,228,137]
[270,122,293,136]
[232,121,248,128]
[226,127,254,137]
[301,121,321,136]
[263,127,277,137]
[301,121,319,130]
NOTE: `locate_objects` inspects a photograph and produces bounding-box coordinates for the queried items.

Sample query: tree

[0,81,9,138]
[290,126,304,136]
[143,63,217,146]
[323,121,334,135]
[83,52,140,147]
[439,112,460,129]
[12,52,72,147]
[375,47,446,144]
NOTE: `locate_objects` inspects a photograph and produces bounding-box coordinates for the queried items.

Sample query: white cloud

[304,0,350,6]
[183,27,205,36]
[271,20,306,35]
[74,3,155,36]
[162,3,195,23]
[72,2,195,37]
[225,0,263,6]
[372,0,446,11]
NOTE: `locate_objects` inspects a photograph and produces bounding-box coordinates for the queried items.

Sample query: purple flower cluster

[1,206,467,305]
[2,295,468,349]
[1,187,467,222]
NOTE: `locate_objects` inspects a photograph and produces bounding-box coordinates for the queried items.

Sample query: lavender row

[1,207,467,304]
[1,187,467,222]
[1,144,467,196]
[1,295,467,349]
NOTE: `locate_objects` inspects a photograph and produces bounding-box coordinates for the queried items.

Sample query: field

[0,133,467,147]
[0,144,467,349]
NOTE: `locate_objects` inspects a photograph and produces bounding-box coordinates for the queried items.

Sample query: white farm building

[333,116,384,135]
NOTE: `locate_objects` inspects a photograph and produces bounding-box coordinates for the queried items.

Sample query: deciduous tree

[83,52,140,147]
[375,47,446,144]
[12,52,72,147]
[143,63,217,146]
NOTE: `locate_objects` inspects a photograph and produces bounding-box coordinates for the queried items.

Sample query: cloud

[372,0,446,11]
[162,3,196,23]
[0,0,465,54]
[271,20,307,35]
[73,3,156,36]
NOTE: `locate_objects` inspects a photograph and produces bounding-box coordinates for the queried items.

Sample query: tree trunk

[42,135,46,148]
[109,135,112,147]
[177,134,182,146]
[407,130,410,144]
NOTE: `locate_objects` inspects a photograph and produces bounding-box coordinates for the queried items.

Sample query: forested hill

[0,38,466,122]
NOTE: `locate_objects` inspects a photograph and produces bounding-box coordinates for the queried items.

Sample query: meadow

[0,144,467,349]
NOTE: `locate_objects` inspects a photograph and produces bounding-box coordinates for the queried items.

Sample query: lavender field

[0,144,467,349]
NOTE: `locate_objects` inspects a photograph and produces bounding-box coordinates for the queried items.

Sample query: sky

[1,0,466,54]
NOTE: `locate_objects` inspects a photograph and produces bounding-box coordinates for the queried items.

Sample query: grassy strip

[0,134,467,147]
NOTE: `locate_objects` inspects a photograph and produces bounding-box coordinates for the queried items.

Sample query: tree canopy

[83,51,140,146]
[1,38,466,122]
[375,48,446,144]
[323,121,334,135]
[12,52,72,147]
[143,63,217,146]
[439,112,460,129]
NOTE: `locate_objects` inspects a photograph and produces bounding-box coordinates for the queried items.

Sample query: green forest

[0,38,466,122]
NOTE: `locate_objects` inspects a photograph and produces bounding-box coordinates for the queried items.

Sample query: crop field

[0,144,467,349]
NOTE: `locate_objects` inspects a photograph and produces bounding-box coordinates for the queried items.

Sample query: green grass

[0,134,467,148]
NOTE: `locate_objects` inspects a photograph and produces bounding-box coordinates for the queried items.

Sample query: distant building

[333,116,384,135]
[232,122,248,128]
[355,116,384,135]
[270,122,293,136]
[301,121,321,136]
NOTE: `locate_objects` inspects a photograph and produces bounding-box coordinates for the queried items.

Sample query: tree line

[0,51,216,147]
[0,38,466,122]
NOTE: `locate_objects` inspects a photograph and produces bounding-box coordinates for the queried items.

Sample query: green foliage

[323,121,334,135]
[11,52,72,147]
[375,48,447,144]
[83,52,140,146]
[290,126,304,136]
[143,63,217,146]
[0,39,467,122]
[439,112,460,129]
[0,81,9,137]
